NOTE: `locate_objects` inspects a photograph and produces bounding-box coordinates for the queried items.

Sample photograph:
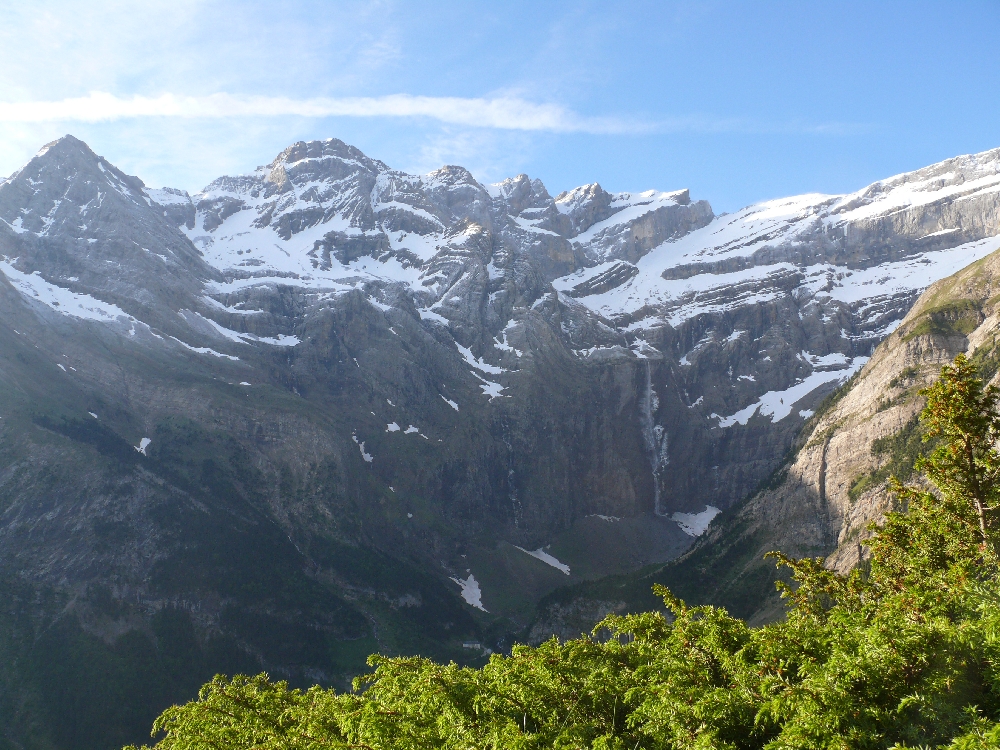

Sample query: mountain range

[1,134,999,749]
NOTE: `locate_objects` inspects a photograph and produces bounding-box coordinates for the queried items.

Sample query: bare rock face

[526,598,626,646]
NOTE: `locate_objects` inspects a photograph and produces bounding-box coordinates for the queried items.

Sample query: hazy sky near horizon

[1,1,998,211]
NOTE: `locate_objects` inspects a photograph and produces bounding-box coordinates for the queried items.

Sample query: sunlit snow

[712,356,868,427]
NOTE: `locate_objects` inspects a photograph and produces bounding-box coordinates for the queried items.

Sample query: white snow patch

[441,395,459,411]
[170,337,240,361]
[254,333,300,347]
[493,330,522,357]
[450,574,487,611]
[88,412,98,419]
[799,409,815,418]
[589,514,621,522]
[631,339,660,358]
[0,260,132,323]
[351,434,373,462]
[671,505,721,536]
[531,293,553,310]
[515,546,571,575]
[467,370,506,399]
[386,422,400,432]
[574,345,624,358]
[456,342,506,374]
[180,311,300,347]
[800,350,850,369]
[419,308,449,325]
[3,217,28,234]
[712,357,867,427]
[56,363,66,372]
[135,437,151,456]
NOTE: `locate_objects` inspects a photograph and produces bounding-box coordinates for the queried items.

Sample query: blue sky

[1,1,998,212]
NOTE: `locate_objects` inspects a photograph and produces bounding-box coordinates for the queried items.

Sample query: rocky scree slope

[0,134,1000,747]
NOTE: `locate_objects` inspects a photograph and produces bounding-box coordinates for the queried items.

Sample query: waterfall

[639,361,670,516]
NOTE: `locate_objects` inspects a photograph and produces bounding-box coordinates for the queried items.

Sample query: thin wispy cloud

[0,92,642,135]
[0,92,865,138]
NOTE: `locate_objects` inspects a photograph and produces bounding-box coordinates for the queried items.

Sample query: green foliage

[971,334,1000,382]
[849,413,936,502]
[902,299,982,342]
[130,355,1000,750]
[912,353,1000,553]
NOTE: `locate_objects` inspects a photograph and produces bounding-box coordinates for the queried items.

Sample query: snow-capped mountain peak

[555,148,1000,336]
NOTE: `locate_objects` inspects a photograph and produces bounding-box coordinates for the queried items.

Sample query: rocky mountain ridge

[3,135,1000,606]
[1,134,999,748]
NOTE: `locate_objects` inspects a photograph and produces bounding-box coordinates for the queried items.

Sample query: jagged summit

[34,133,109,161]
[1,134,148,234]
[146,137,712,319]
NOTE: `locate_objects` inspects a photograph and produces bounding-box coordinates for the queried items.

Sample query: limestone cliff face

[680,243,1000,623]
